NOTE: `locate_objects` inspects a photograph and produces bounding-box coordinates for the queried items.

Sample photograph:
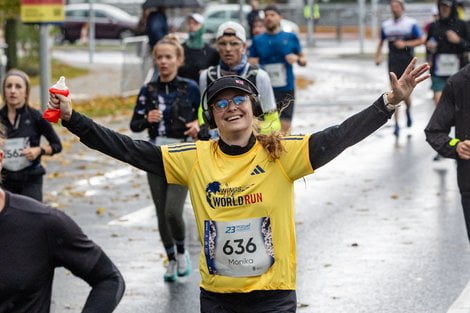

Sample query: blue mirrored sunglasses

[212,95,248,111]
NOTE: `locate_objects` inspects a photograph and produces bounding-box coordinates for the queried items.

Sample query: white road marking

[74,167,142,187]
[108,205,156,226]
[447,280,470,313]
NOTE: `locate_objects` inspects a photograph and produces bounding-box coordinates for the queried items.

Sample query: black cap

[206,76,255,105]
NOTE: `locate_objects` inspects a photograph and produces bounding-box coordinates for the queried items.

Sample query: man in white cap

[198,21,280,138]
[178,13,219,83]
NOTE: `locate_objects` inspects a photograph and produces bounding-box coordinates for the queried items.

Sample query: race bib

[264,63,287,87]
[204,217,275,277]
[3,137,32,172]
[435,54,460,76]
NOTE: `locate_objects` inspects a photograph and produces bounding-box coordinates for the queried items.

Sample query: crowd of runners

[1,0,470,312]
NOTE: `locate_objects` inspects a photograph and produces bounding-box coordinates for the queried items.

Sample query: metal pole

[335,5,342,42]
[39,24,51,112]
[371,0,378,40]
[306,0,315,47]
[358,0,365,54]
[88,0,95,63]
[239,0,245,25]
[0,43,7,85]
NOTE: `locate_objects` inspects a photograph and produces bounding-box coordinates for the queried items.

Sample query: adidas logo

[250,165,265,176]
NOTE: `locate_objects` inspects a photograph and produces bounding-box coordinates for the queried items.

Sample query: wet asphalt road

[45,41,470,313]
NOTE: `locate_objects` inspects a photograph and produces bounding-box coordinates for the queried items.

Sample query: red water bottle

[44,76,69,123]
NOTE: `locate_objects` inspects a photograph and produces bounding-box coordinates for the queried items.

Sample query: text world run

[212,193,263,208]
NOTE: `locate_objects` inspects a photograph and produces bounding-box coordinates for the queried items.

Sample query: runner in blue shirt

[249,5,307,135]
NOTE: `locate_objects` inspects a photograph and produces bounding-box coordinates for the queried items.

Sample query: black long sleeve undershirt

[63,95,392,176]
[308,96,392,169]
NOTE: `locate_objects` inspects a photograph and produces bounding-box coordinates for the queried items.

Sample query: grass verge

[73,95,137,118]
[20,59,90,86]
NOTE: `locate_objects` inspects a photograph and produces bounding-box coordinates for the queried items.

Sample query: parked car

[59,3,139,43]
[203,4,299,35]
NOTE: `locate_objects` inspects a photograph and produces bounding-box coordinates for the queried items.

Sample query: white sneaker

[176,251,191,277]
[164,259,177,282]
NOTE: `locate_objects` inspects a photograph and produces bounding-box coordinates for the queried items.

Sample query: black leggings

[200,288,297,313]
[457,160,470,243]
[3,175,43,202]
[147,172,188,249]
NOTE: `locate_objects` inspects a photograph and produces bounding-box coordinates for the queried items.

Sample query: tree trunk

[5,18,18,70]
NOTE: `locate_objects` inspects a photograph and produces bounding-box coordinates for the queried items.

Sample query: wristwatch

[383,92,400,112]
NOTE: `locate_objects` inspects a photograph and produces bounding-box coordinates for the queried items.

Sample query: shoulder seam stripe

[281,137,303,141]
[167,143,196,148]
[168,147,197,153]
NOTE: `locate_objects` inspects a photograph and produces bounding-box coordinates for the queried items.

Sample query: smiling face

[3,75,27,110]
[154,43,183,81]
[212,89,253,136]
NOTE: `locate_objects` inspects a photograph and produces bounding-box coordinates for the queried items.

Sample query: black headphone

[201,76,263,129]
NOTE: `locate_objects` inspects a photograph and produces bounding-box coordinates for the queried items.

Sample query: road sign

[21,0,65,23]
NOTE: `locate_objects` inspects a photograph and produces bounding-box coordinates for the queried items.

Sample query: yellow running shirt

[161,135,314,293]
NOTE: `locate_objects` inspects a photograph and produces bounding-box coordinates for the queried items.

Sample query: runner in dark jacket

[0,69,62,201]
[425,64,470,243]
[425,0,470,106]
[178,13,219,83]
[0,123,125,313]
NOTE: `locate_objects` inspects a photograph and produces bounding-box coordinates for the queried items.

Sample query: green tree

[0,0,20,70]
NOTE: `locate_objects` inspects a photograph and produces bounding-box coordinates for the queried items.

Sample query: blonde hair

[153,33,185,65]
[250,96,285,161]
[256,132,285,161]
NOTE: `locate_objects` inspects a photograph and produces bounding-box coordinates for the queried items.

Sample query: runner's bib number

[435,54,460,76]
[3,137,32,171]
[204,217,275,277]
[264,63,287,87]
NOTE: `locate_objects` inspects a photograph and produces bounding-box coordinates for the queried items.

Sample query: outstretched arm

[48,93,166,176]
[309,58,430,169]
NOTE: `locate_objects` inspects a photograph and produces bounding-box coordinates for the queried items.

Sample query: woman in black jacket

[0,69,62,201]
[130,34,200,282]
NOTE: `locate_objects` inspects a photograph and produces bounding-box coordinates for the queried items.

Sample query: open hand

[388,58,430,105]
